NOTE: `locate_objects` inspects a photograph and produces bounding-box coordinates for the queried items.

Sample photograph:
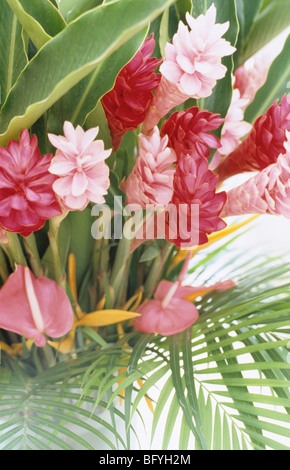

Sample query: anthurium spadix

[0,266,74,347]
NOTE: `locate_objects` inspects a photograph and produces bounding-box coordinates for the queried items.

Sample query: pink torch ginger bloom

[48,122,111,211]
[210,89,252,170]
[160,106,223,160]
[0,265,74,347]
[102,34,162,151]
[142,5,236,133]
[134,254,234,336]
[0,130,62,237]
[216,95,290,182]
[166,155,227,247]
[222,150,290,219]
[121,126,177,207]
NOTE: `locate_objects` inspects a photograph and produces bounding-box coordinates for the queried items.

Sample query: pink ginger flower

[121,126,177,207]
[48,122,111,211]
[234,62,269,106]
[0,129,61,237]
[160,106,223,160]
[222,150,290,219]
[210,89,252,170]
[166,155,227,247]
[134,254,234,336]
[216,95,290,182]
[0,265,74,347]
[102,34,162,151]
[142,5,236,133]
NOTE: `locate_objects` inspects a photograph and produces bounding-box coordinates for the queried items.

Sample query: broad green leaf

[6,0,66,50]
[140,245,160,263]
[0,0,27,106]
[234,0,263,67]
[59,0,103,22]
[47,27,148,135]
[240,0,290,64]
[244,34,290,124]
[174,0,192,21]
[0,0,175,146]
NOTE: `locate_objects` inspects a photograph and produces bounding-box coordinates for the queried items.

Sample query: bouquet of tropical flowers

[0,0,290,451]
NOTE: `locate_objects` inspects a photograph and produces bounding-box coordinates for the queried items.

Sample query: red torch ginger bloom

[48,121,111,211]
[222,150,290,219]
[121,126,177,207]
[101,34,162,151]
[142,5,236,133]
[166,155,227,247]
[216,95,290,182]
[160,106,223,160]
[0,265,74,347]
[0,129,61,237]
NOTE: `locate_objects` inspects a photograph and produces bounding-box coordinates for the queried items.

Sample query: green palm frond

[1,243,290,450]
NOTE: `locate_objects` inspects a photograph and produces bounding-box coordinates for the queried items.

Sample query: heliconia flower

[0,265,74,347]
[48,121,111,211]
[210,89,252,170]
[0,129,62,237]
[160,106,223,160]
[215,95,290,182]
[121,126,177,207]
[222,150,290,219]
[166,155,227,247]
[101,34,162,151]
[142,5,236,133]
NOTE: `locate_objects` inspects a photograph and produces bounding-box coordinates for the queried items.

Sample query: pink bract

[0,129,62,237]
[0,265,74,347]
[48,121,111,211]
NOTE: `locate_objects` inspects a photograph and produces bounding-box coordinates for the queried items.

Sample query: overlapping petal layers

[48,121,111,211]
[142,5,236,133]
[166,155,227,247]
[102,34,162,151]
[0,129,61,237]
[121,126,177,207]
[222,151,290,219]
[160,106,223,160]
[216,95,290,182]
[0,265,74,347]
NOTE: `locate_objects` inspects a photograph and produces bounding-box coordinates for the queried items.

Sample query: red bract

[166,155,227,247]
[102,34,162,151]
[0,129,62,237]
[216,94,290,182]
[161,107,223,160]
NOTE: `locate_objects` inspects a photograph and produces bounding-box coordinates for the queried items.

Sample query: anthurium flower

[102,34,162,151]
[0,265,74,347]
[121,126,177,207]
[222,150,290,219]
[160,106,223,160]
[48,121,111,211]
[142,5,236,133]
[216,95,290,182]
[166,155,227,247]
[0,129,62,237]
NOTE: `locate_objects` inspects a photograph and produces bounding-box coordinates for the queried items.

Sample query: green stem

[143,242,173,299]
[6,232,27,266]
[48,219,66,291]
[110,235,132,294]
[23,233,43,277]
[0,247,9,282]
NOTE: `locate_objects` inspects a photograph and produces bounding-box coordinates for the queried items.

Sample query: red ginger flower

[101,34,162,151]
[216,95,290,183]
[0,129,62,237]
[160,106,223,160]
[166,155,227,247]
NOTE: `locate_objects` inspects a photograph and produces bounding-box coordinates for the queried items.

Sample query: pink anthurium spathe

[0,265,74,347]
